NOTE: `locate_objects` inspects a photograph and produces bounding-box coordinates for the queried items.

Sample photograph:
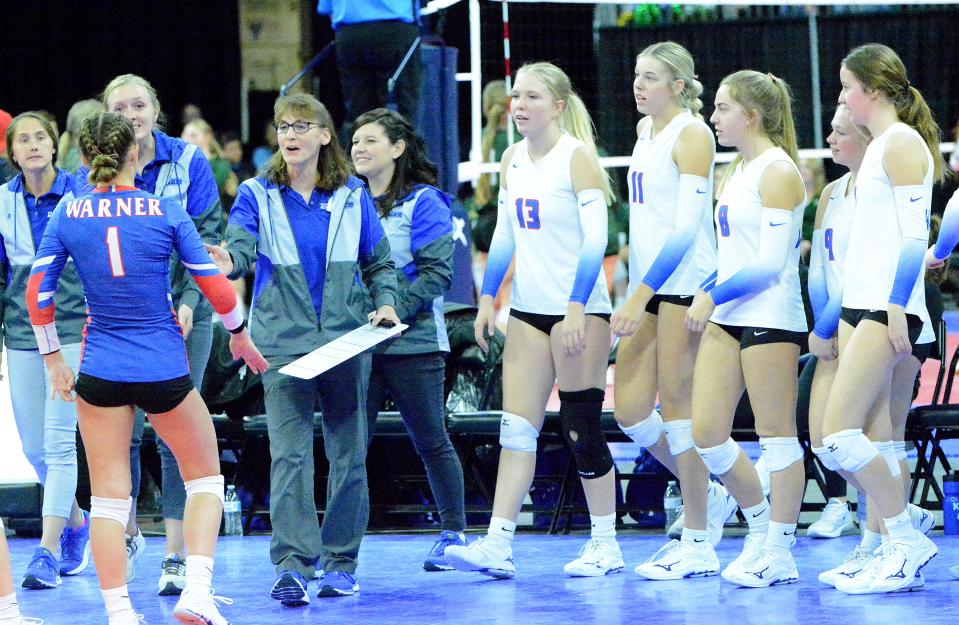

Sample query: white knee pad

[184,474,226,506]
[812,445,841,472]
[90,496,132,528]
[499,412,539,453]
[696,438,740,476]
[822,429,879,473]
[893,441,908,461]
[619,409,664,448]
[663,419,694,456]
[873,441,901,477]
[759,437,804,472]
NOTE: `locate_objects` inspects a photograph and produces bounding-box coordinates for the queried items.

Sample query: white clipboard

[278,323,408,379]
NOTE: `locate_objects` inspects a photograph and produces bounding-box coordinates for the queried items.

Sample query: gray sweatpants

[263,352,371,578]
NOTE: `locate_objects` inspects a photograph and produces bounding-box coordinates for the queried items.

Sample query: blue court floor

[8,532,958,624]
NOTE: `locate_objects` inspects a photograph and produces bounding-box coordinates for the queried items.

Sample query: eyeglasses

[273,121,321,135]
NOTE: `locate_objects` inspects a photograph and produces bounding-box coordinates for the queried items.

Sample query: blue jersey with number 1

[28,186,234,382]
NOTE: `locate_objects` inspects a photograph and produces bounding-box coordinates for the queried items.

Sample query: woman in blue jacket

[207,93,398,604]
[1,112,89,590]
[351,108,467,570]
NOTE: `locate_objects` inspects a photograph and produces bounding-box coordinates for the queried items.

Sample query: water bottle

[224,485,243,536]
[856,488,867,533]
[943,471,959,536]
[664,481,682,530]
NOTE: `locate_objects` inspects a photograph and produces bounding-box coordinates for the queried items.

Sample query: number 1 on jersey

[106,226,126,277]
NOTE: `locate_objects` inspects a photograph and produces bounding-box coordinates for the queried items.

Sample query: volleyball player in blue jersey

[28,112,267,625]
[77,74,223,590]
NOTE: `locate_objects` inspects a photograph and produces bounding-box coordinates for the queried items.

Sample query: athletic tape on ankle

[90,496,132,528]
[619,409,663,447]
[184,474,226,505]
[893,441,908,461]
[759,437,804,472]
[663,419,694,455]
[696,438,740,476]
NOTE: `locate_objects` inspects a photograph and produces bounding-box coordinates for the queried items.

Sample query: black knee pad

[559,388,613,479]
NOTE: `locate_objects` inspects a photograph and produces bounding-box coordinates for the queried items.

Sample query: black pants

[335,20,421,129]
[367,352,466,532]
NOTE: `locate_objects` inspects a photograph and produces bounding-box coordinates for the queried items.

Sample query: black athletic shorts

[75,373,194,414]
[509,309,611,336]
[911,341,931,364]
[644,294,694,315]
[839,307,923,347]
[711,322,806,349]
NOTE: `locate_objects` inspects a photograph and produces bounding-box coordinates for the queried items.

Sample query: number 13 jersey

[506,132,611,315]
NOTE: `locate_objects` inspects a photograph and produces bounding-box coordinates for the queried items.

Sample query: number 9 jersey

[505,133,611,315]
[27,186,242,382]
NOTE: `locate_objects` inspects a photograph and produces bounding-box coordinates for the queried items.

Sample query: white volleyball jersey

[819,173,855,299]
[626,110,717,296]
[843,123,933,317]
[711,147,807,331]
[506,132,612,315]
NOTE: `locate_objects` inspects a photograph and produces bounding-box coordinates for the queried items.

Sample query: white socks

[487,516,516,548]
[0,593,20,620]
[185,555,214,597]
[766,521,797,553]
[741,499,770,537]
[102,585,133,618]
[590,513,616,541]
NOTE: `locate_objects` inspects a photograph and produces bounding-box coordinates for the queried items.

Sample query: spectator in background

[0,109,15,185]
[318,0,422,137]
[181,103,203,133]
[468,81,513,320]
[34,111,59,138]
[182,119,239,228]
[799,157,825,263]
[220,131,256,183]
[57,99,104,173]
[950,118,959,173]
[251,119,278,172]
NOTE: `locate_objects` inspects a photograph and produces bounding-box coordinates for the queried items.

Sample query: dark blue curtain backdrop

[0,0,241,140]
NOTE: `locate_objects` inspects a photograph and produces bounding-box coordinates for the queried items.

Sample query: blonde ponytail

[516,62,613,202]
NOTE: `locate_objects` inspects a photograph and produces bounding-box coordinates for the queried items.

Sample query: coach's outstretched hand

[229,329,269,375]
[205,243,235,276]
[43,351,76,402]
